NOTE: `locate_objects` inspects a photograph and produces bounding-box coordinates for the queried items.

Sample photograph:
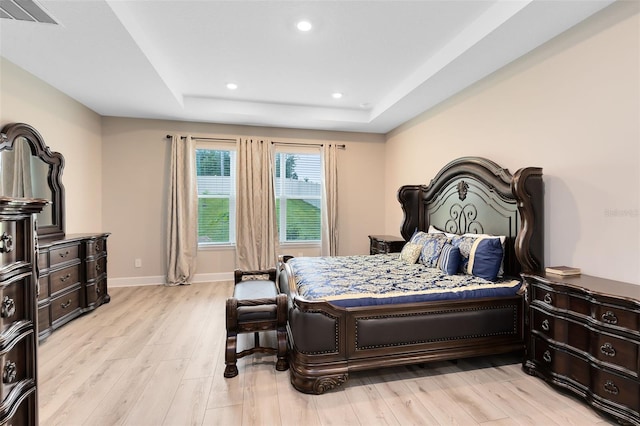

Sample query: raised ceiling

[0,0,614,134]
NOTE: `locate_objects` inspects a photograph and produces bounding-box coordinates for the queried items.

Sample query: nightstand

[368,235,405,255]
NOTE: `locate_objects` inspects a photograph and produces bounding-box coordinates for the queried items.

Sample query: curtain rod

[166,135,236,142]
[271,141,346,149]
[167,135,345,149]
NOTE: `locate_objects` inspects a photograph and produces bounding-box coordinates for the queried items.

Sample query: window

[274,148,322,243]
[196,142,236,245]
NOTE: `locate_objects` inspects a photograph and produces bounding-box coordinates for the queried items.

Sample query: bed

[277,156,544,394]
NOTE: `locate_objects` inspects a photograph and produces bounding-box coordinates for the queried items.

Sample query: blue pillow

[438,244,460,275]
[452,235,504,281]
[467,237,503,281]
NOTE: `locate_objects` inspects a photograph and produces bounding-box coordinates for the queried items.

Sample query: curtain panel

[321,143,338,256]
[236,138,278,270]
[166,135,198,285]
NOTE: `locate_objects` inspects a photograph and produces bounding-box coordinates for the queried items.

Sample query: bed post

[512,167,544,274]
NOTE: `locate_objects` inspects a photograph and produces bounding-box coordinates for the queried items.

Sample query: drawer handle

[1,296,15,318]
[600,343,616,357]
[602,311,618,325]
[2,361,16,384]
[541,319,550,331]
[59,250,70,258]
[96,263,102,273]
[96,242,102,252]
[0,233,13,253]
[543,293,552,305]
[60,299,72,309]
[60,273,71,282]
[604,380,619,395]
[543,350,552,363]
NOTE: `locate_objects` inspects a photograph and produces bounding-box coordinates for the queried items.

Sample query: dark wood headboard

[398,157,544,277]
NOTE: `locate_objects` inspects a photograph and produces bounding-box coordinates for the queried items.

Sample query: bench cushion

[233,280,277,300]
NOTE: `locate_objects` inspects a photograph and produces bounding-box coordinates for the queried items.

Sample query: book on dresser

[545,265,581,276]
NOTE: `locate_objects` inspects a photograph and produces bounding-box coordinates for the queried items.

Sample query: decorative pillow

[418,233,449,268]
[408,230,431,246]
[398,242,422,264]
[452,235,503,281]
[428,225,457,238]
[437,243,460,275]
[463,233,506,276]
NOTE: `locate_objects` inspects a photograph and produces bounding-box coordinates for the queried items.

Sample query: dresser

[522,273,640,425]
[368,235,405,254]
[37,233,110,341]
[0,197,48,425]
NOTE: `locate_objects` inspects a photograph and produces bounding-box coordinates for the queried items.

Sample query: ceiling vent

[0,0,57,24]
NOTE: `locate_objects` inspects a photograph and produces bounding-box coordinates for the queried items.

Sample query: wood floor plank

[37,283,620,426]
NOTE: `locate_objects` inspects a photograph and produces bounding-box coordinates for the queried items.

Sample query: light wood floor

[39,282,616,426]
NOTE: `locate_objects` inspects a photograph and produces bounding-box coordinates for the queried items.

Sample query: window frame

[195,139,237,248]
[273,145,322,245]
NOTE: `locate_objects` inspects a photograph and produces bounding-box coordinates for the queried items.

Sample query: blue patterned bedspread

[289,254,522,308]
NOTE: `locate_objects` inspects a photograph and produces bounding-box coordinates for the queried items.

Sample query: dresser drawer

[0,274,30,333]
[528,280,591,317]
[531,336,590,387]
[0,330,32,403]
[86,256,107,281]
[49,244,80,268]
[86,237,107,257]
[592,368,640,413]
[592,304,640,334]
[0,220,27,268]
[49,264,80,295]
[593,332,639,377]
[38,304,51,336]
[51,287,81,323]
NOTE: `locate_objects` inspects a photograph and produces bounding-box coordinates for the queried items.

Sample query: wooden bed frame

[277,157,544,394]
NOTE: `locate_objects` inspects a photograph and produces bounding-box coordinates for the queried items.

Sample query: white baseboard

[109,272,233,287]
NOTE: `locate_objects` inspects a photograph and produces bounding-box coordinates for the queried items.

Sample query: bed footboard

[278,260,524,394]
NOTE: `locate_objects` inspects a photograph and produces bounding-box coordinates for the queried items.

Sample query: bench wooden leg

[224,334,239,378]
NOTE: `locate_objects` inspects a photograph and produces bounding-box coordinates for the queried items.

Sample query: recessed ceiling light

[296,20,312,32]
[226,83,238,90]
[332,92,343,99]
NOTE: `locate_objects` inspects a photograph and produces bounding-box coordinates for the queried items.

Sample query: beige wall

[102,117,385,284]
[0,57,103,233]
[385,1,640,284]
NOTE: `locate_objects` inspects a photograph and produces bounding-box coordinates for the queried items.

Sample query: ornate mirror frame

[0,122,65,240]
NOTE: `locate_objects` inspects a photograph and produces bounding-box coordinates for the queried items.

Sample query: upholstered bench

[224,268,288,378]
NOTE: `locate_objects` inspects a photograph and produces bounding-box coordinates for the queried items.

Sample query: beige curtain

[236,138,278,270]
[166,135,198,285]
[0,140,33,198]
[321,143,338,256]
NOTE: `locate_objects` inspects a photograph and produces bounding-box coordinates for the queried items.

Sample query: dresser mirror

[0,123,65,239]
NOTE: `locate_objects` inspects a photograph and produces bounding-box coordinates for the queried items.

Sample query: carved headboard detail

[398,157,543,277]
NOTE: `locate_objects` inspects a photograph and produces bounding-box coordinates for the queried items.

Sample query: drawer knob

[60,273,71,282]
[61,299,72,309]
[604,380,619,395]
[96,263,102,273]
[2,361,16,384]
[59,250,70,258]
[543,350,552,363]
[541,319,550,331]
[1,296,15,318]
[601,311,618,325]
[543,293,552,305]
[0,233,13,253]
[600,343,616,357]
